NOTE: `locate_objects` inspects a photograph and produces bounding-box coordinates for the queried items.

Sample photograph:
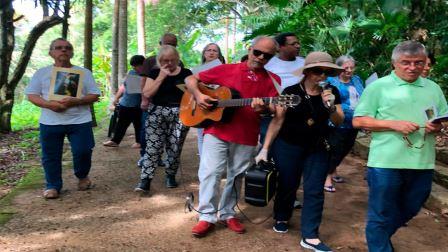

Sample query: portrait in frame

[49,67,84,101]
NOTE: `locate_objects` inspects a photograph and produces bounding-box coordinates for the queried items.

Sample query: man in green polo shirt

[353,40,448,252]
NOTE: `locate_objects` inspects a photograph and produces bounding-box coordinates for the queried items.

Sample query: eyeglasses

[252,49,275,60]
[398,60,426,67]
[309,67,335,76]
[402,132,426,149]
[53,45,73,51]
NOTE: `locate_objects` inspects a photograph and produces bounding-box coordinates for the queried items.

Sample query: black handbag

[107,105,119,138]
[244,160,277,207]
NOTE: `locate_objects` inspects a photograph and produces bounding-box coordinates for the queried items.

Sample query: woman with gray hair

[135,45,192,193]
[324,55,364,192]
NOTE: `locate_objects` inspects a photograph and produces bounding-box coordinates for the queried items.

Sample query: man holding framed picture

[25,38,101,199]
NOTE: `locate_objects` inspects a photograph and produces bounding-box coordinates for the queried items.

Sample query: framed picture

[48,67,84,101]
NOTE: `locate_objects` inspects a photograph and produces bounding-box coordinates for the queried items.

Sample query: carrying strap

[267,72,282,95]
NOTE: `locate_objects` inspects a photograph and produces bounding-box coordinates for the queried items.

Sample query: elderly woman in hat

[256,52,344,252]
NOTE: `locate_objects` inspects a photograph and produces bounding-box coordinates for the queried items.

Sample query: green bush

[11,98,110,132]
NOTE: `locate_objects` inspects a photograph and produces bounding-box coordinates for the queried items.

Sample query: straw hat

[293,51,344,76]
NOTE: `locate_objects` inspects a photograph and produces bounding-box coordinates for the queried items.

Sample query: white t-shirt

[25,65,101,125]
[264,56,305,91]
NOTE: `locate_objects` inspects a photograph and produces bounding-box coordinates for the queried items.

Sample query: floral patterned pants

[140,104,189,179]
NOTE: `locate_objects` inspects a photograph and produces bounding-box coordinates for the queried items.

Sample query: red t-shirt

[198,62,280,146]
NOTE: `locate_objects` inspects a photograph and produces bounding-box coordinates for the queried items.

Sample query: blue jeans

[366,167,433,252]
[271,138,303,221]
[301,149,330,239]
[271,138,330,239]
[39,122,95,191]
[328,128,358,174]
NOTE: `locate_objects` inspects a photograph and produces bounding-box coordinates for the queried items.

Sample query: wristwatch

[328,105,337,114]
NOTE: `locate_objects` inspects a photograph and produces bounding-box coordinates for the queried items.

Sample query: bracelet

[328,105,336,114]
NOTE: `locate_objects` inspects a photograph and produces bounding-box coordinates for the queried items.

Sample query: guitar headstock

[275,95,301,107]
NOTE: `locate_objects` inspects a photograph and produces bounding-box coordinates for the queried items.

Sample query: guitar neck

[217,97,277,108]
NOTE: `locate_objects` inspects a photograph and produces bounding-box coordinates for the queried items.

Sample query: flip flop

[324,185,336,192]
[331,176,344,183]
[103,141,119,147]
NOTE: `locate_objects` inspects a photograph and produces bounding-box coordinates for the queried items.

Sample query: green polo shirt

[354,71,448,169]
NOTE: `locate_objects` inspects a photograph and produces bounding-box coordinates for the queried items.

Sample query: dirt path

[0,127,447,251]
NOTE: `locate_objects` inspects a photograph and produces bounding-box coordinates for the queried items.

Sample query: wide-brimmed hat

[293,51,344,76]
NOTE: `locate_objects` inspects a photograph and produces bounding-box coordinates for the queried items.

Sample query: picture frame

[48,67,84,101]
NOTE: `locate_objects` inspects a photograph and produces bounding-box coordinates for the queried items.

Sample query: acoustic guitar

[179,84,301,127]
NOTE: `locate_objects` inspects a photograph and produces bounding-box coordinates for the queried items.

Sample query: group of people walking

[25,32,445,252]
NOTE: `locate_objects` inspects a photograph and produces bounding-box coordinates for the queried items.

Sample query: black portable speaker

[244,161,277,207]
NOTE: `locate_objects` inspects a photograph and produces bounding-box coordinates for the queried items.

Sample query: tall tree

[84,0,97,127]
[137,0,146,55]
[111,0,120,93]
[61,0,70,38]
[0,1,64,132]
[117,0,128,91]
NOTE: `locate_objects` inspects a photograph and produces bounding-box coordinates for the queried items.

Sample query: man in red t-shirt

[186,36,281,237]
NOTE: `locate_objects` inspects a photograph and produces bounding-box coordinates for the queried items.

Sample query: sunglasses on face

[252,49,275,60]
[53,45,73,51]
[309,67,335,76]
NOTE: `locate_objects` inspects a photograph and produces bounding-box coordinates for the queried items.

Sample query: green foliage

[11,100,41,131]
[11,98,110,132]
[244,0,448,91]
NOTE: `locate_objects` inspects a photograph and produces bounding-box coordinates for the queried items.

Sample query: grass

[11,97,110,131]
[0,167,44,225]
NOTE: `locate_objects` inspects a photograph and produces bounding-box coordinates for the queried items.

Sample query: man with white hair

[186,36,280,237]
[353,40,448,251]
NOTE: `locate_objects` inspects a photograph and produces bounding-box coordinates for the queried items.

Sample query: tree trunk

[0,11,63,132]
[111,0,120,94]
[118,0,128,85]
[84,0,96,127]
[40,0,49,17]
[61,0,70,39]
[137,0,146,55]
[0,1,15,132]
[84,0,92,71]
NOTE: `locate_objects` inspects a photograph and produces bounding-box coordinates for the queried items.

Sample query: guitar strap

[267,72,282,95]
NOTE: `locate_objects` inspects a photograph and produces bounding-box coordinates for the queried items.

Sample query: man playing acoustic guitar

[185,36,281,237]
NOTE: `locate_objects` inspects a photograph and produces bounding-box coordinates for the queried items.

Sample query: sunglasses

[252,49,275,60]
[402,132,426,149]
[309,67,335,76]
[53,45,73,51]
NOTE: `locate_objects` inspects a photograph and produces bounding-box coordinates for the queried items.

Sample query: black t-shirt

[278,83,341,150]
[148,68,192,106]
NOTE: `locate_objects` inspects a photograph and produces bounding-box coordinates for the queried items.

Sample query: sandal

[103,140,118,147]
[324,185,336,192]
[331,176,344,183]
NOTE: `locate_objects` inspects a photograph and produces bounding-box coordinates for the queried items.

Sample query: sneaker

[222,217,245,234]
[273,221,288,233]
[43,189,59,199]
[300,239,333,252]
[78,177,92,191]
[192,221,214,237]
[294,200,302,209]
[134,178,151,192]
[165,174,178,188]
